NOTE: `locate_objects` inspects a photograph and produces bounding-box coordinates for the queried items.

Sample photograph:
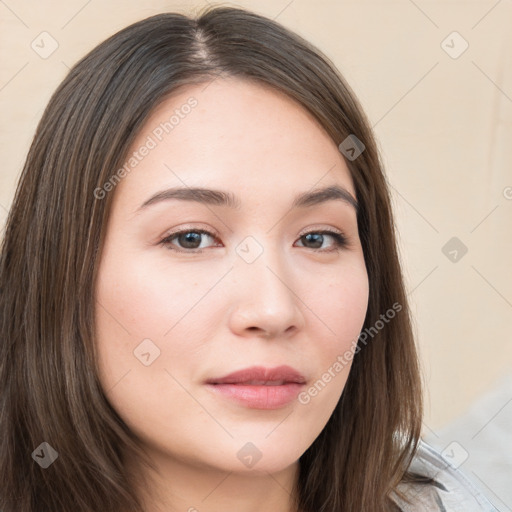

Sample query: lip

[205,365,307,410]
[205,365,306,385]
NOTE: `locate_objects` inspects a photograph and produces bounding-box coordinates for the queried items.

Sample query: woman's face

[95,76,369,477]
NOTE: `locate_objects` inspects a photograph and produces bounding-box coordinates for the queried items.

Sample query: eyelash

[158,227,349,254]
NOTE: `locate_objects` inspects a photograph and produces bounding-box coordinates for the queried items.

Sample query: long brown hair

[0,5,427,511]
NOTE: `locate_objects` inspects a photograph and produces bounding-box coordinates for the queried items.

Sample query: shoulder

[390,439,500,512]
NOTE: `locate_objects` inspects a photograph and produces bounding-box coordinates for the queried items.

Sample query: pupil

[305,233,322,248]
[180,232,201,248]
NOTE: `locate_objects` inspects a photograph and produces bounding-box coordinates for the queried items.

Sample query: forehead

[114,76,356,208]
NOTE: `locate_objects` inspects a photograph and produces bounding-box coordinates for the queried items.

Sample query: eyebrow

[136,184,359,214]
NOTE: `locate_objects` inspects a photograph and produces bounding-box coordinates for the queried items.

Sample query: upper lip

[205,365,306,385]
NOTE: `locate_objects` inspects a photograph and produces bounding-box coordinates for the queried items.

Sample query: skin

[94,76,369,512]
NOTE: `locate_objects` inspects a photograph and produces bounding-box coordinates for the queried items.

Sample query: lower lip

[205,383,305,409]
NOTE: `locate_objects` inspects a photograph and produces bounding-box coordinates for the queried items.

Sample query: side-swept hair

[0,5,426,511]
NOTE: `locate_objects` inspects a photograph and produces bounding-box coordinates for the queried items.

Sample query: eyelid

[159,223,219,240]
[297,225,343,237]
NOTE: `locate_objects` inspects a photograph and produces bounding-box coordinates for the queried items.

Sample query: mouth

[205,364,306,385]
[204,365,307,409]
[223,380,291,386]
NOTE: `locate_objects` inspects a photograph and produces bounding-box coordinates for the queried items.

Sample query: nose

[228,250,306,340]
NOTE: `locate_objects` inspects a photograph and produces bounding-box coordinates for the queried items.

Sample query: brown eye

[159,229,219,253]
[159,228,349,254]
[296,230,348,252]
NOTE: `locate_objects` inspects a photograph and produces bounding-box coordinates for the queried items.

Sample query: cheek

[316,260,369,349]
[290,258,368,406]
[93,251,210,443]
[93,246,222,394]
[95,247,214,341]
[94,247,168,392]
[305,262,368,394]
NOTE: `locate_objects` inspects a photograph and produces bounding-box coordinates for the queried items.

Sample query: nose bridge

[237,231,292,298]
[229,232,304,336]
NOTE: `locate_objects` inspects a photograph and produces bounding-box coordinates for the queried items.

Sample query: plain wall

[1,0,511,434]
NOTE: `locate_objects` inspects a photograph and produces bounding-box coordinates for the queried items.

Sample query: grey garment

[390,439,500,512]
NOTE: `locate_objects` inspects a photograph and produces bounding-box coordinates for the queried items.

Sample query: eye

[158,228,349,254]
[296,230,348,252]
[159,229,220,253]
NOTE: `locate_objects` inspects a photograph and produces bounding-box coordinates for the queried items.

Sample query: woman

[0,5,499,512]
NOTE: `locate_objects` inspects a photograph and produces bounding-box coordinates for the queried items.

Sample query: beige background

[1,0,511,475]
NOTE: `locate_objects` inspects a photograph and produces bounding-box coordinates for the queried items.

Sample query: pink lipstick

[205,365,306,409]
